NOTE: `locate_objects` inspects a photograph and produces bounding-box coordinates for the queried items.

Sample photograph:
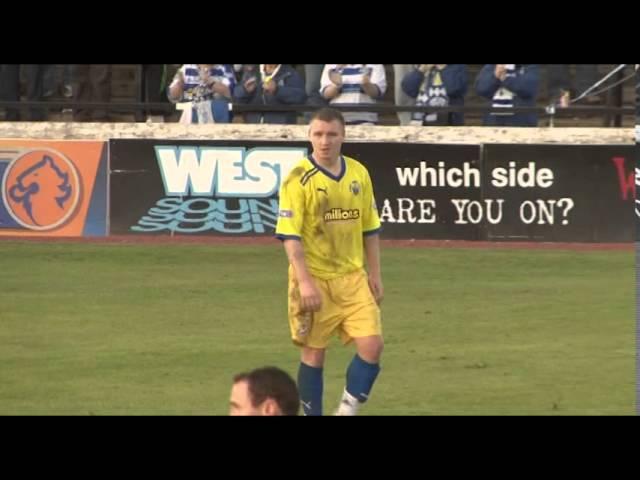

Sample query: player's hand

[299,279,322,313]
[368,274,384,305]
[418,64,433,74]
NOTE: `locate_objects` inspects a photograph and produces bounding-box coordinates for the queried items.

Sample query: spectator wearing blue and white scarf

[168,64,236,123]
[476,64,539,127]
[401,64,468,126]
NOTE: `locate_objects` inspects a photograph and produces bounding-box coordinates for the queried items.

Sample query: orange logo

[2,149,81,231]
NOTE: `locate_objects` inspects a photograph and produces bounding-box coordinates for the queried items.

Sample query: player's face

[309,119,345,165]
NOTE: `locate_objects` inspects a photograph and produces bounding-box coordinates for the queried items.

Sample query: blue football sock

[346,354,380,403]
[298,362,323,416]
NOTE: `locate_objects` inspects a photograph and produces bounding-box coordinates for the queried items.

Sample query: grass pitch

[0,241,633,415]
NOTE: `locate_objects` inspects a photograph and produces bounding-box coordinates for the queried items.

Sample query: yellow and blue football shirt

[276,154,381,280]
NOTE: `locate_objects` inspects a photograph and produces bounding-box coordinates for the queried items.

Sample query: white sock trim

[334,388,361,416]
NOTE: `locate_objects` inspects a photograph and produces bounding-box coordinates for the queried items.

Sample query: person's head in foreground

[230,366,300,416]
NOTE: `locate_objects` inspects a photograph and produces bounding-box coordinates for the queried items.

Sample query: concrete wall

[0,122,633,145]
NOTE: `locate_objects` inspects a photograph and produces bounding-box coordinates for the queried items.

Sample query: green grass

[0,242,634,415]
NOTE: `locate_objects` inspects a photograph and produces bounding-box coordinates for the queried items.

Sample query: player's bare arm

[364,234,383,305]
[283,239,322,312]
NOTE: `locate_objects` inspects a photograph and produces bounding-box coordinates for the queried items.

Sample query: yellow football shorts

[288,266,382,348]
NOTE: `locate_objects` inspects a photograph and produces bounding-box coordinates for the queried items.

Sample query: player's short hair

[233,366,300,416]
[310,107,345,128]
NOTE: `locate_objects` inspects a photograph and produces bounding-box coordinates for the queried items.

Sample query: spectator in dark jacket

[476,64,539,127]
[234,64,306,124]
[402,64,468,126]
